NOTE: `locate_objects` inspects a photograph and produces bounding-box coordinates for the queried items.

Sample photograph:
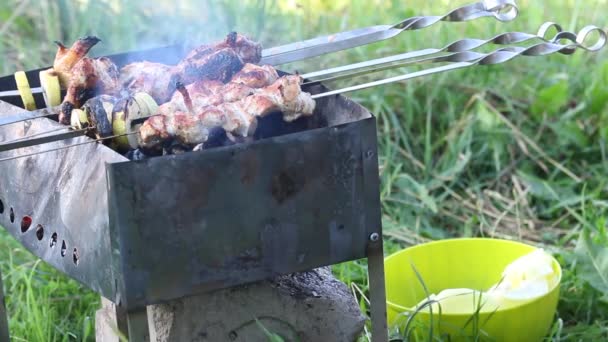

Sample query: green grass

[1,0,608,341]
[1,230,98,341]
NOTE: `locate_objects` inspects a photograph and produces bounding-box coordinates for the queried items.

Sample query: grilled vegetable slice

[14,71,36,110]
[39,69,62,108]
[127,92,158,149]
[111,96,137,150]
[112,108,128,149]
[83,95,115,138]
[70,109,89,129]
[110,92,158,150]
[133,92,159,115]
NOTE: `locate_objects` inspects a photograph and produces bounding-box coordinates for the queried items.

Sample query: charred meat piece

[176,47,243,85]
[175,32,261,84]
[217,31,262,64]
[138,75,316,149]
[119,61,176,104]
[158,64,279,116]
[53,36,101,86]
[119,32,262,102]
[58,57,120,124]
[179,32,262,68]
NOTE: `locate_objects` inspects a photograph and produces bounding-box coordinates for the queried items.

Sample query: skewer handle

[302,22,571,83]
[312,25,607,99]
[260,0,519,66]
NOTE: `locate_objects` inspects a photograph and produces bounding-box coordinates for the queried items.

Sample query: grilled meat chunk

[55,32,261,125]
[175,47,243,85]
[119,32,262,103]
[138,75,316,149]
[231,63,279,88]
[119,61,176,104]
[59,57,120,124]
[53,36,101,86]
[220,31,262,64]
[158,64,279,116]
[179,32,262,67]
[177,32,262,82]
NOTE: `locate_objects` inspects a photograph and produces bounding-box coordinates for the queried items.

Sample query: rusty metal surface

[0,82,382,314]
[0,101,128,300]
[107,102,380,309]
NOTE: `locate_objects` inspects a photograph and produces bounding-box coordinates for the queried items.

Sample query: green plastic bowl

[385,238,561,341]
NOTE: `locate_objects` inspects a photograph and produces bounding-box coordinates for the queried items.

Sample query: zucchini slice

[70,109,89,129]
[127,92,158,149]
[14,71,36,110]
[39,69,62,108]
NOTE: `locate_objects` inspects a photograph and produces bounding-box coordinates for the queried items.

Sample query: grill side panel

[0,101,126,301]
[107,116,381,309]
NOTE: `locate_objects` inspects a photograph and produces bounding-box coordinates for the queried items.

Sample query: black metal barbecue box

[0,44,384,311]
[0,51,390,339]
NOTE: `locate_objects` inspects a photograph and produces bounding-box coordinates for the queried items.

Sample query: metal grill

[0,54,387,339]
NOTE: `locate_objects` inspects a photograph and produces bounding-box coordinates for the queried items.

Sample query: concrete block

[96,268,366,342]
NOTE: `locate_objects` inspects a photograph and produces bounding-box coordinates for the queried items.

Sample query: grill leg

[0,267,9,342]
[96,297,129,341]
[127,308,150,342]
[367,237,388,342]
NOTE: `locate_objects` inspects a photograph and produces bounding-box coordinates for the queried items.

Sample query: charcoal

[124,148,148,161]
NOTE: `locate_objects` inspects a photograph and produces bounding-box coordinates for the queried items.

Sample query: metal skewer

[301,22,572,85]
[0,111,58,128]
[0,25,604,154]
[0,132,137,162]
[0,23,561,132]
[0,128,89,153]
[3,126,73,143]
[0,88,34,97]
[311,25,606,99]
[0,0,518,101]
[261,0,519,65]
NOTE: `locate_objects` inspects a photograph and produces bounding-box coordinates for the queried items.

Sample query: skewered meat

[53,36,101,86]
[56,32,261,125]
[119,61,175,104]
[120,32,262,103]
[192,31,262,65]
[58,57,120,124]
[157,63,279,116]
[176,32,262,83]
[231,63,279,88]
[175,46,243,85]
[138,75,316,149]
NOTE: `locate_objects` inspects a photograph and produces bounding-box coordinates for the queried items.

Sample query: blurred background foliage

[0,0,607,340]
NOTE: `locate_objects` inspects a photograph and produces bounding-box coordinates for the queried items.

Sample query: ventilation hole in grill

[21,216,32,233]
[0,199,4,214]
[9,207,15,223]
[50,232,58,248]
[61,240,67,257]
[35,225,44,241]
[73,248,79,265]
